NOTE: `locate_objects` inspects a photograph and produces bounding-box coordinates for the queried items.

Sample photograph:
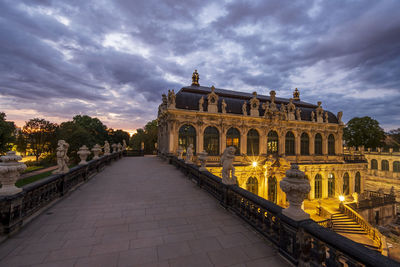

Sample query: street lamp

[252,161,258,167]
[339,195,345,202]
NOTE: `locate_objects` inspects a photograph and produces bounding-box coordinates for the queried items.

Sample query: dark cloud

[0,0,399,130]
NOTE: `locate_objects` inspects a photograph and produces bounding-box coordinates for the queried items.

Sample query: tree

[343,116,386,148]
[15,131,27,156]
[23,118,58,161]
[387,128,400,148]
[0,112,16,154]
[108,129,130,146]
[129,120,158,154]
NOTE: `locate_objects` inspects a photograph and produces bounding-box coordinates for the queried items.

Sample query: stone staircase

[331,212,380,251]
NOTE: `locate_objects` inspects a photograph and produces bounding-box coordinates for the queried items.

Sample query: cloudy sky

[1,0,399,133]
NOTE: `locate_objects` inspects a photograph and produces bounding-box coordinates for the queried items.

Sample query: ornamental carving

[249,92,260,117]
[0,151,27,195]
[192,69,200,86]
[221,146,237,185]
[287,99,296,121]
[53,140,69,174]
[167,89,176,109]
[221,99,227,114]
[207,86,219,113]
[316,101,324,123]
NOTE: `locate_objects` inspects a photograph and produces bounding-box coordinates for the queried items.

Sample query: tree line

[0,112,130,164]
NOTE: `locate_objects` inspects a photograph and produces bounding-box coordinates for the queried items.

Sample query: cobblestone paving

[0,156,289,267]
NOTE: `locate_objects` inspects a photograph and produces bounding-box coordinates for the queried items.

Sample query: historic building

[363,148,400,201]
[158,71,367,206]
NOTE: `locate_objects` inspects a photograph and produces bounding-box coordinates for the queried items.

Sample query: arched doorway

[315,133,323,155]
[314,174,322,199]
[267,131,279,155]
[226,127,240,155]
[246,177,258,195]
[247,129,259,156]
[328,173,335,198]
[355,172,361,194]
[268,176,277,203]
[328,134,335,155]
[178,124,196,153]
[343,173,350,195]
[203,126,219,155]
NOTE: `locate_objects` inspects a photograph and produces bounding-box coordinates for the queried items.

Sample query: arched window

[355,172,361,194]
[178,124,196,154]
[285,131,295,156]
[381,160,389,171]
[301,133,310,155]
[394,161,400,173]
[267,131,279,155]
[371,159,378,169]
[226,128,240,155]
[268,176,277,203]
[204,126,219,156]
[343,173,350,195]
[315,133,323,155]
[328,173,335,198]
[315,174,322,199]
[328,134,335,155]
[247,129,259,156]
[246,177,258,195]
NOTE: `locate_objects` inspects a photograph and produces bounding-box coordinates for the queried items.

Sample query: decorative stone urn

[92,144,102,160]
[112,143,117,153]
[0,151,27,195]
[117,143,122,152]
[77,145,91,165]
[177,146,184,160]
[279,165,311,221]
[198,151,208,171]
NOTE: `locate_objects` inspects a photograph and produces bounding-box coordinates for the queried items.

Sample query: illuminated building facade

[158,71,367,206]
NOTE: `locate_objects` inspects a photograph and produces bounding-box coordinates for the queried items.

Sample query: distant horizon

[1,0,399,132]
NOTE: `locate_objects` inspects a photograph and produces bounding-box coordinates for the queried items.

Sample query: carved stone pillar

[280,165,311,221]
[309,132,315,156]
[295,131,301,156]
[322,134,328,156]
[197,126,203,154]
[260,127,268,155]
[240,132,247,155]
[220,130,226,156]
[322,171,328,198]
[279,131,285,156]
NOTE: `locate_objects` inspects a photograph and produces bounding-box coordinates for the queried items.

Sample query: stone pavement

[0,156,289,267]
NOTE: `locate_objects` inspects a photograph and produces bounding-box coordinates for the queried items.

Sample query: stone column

[279,131,285,156]
[0,151,27,195]
[309,133,315,156]
[322,171,328,198]
[220,130,226,156]
[280,165,311,221]
[322,134,328,155]
[259,131,267,155]
[295,132,301,156]
[197,127,203,155]
[240,133,247,155]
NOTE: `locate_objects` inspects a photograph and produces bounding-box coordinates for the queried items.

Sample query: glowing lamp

[339,195,345,202]
[252,161,258,167]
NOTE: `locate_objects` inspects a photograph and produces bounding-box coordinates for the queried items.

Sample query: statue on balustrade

[221,99,227,114]
[198,96,204,112]
[185,144,194,164]
[287,99,296,120]
[104,141,111,155]
[242,101,247,116]
[192,69,200,86]
[167,89,176,109]
[221,146,237,185]
[53,140,69,174]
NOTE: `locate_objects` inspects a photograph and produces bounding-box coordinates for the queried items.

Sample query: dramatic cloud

[0,0,399,131]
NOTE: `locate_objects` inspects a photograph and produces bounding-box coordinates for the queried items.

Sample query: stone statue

[112,143,117,153]
[167,89,176,109]
[192,69,200,86]
[117,143,122,152]
[177,146,184,160]
[53,140,69,174]
[249,92,260,117]
[296,108,301,121]
[324,111,329,123]
[221,146,237,185]
[311,111,315,122]
[77,145,91,165]
[270,90,276,103]
[92,144,102,160]
[242,101,247,116]
[280,104,287,120]
[316,101,324,123]
[287,99,296,121]
[198,151,208,171]
[293,88,300,101]
[0,151,27,195]
[262,101,270,117]
[279,165,311,221]
[221,99,227,114]
[337,111,343,125]
[104,141,111,155]
[122,140,127,151]
[390,186,395,196]
[185,144,194,164]
[198,96,204,112]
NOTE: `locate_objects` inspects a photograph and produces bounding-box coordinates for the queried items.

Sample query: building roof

[175,85,339,123]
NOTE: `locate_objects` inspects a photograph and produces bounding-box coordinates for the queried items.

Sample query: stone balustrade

[166,155,397,266]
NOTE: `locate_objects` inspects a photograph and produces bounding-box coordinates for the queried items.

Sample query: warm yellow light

[252,161,258,167]
[339,195,345,202]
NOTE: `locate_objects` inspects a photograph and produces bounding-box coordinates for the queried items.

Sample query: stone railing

[0,151,123,237]
[167,155,397,266]
[339,202,388,255]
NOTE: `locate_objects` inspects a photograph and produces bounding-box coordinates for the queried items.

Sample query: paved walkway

[0,157,288,267]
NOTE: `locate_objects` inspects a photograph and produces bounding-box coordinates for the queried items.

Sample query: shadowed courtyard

[0,156,288,267]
